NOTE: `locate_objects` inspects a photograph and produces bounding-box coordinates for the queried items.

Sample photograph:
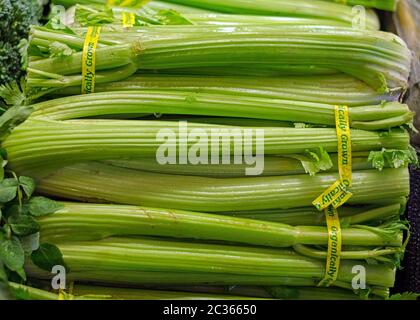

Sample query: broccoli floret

[0,0,43,85]
[0,42,21,85]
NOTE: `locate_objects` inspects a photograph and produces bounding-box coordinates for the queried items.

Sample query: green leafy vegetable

[18,176,35,198]
[368,148,419,171]
[31,243,67,272]
[0,0,43,85]
[0,237,25,278]
[388,292,420,300]
[8,214,40,236]
[28,197,64,217]
[0,179,19,203]
[19,232,40,254]
[48,42,75,59]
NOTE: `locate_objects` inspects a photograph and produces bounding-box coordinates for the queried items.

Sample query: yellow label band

[120,0,138,6]
[58,289,65,300]
[335,105,352,187]
[312,179,351,211]
[122,11,136,28]
[332,189,353,209]
[318,206,342,287]
[108,0,151,7]
[57,285,75,300]
[313,105,353,211]
[82,26,101,95]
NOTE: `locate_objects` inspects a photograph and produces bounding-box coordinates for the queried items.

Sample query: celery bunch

[27,24,411,93]
[53,0,381,27]
[0,0,415,301]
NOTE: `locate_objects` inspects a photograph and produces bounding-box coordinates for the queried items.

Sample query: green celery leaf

[314,147,333,171]
[31,243,67,272]
[49,42,75,59]
[368,151,385,170]
[408,146,420,168]
[75,5,114,26]
[27,42,48,58]
[155,9,194,25]
[369,148,419,171]
[388,293,420,300]
[288,147,333,176]
[44,8,76,35]
[28,197,64,217]
[0,79,27,108]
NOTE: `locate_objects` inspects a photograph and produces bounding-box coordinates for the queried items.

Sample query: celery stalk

[9,282,257,300]
[27,91,413,130]
[292,244,403,261]
[33,163,409,212]
[27,25,411,92]
[54,0,215,14]
[104,153,379,178]
[221,203,402,225]
[72,284,265,300]
[47,74,401,107]
[8,283,60,300]
[2,117,410,174]
[184,14,353,27]
[161,0,380,29]
[25,237,397,288]
[53,0,381,28]
[37,202,403,247]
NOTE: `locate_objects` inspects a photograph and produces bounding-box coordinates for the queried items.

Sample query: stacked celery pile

[0,0,418,300]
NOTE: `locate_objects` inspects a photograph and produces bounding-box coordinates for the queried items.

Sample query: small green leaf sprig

[0,149,65,287]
